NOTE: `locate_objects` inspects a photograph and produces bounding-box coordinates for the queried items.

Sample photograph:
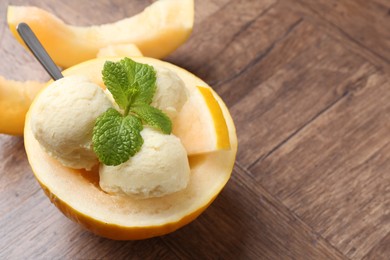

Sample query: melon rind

[24,57,237,240]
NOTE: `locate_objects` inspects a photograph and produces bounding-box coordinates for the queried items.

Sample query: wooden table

[1,0,389,259]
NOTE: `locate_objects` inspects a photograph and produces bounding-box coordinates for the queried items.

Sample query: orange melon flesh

[7,0,194,68]
[97,44,143,58]
[0,76,43,135]
[173,86,230,154]
[24,57,237,240]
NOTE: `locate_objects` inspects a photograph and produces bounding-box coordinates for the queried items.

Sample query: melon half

[24,57,237,240]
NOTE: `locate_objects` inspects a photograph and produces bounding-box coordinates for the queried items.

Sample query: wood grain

[0,136,35,217]
[167,0,276,78]
[0,189,177,258]
[162,166,347,259]
[298,0,390,63]
[229,20,376,166]
[251,72,390,259]
[1,0,390,259]
[363,232,390,260]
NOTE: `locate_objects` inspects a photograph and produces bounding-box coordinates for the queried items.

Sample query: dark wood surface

[1,0,389,259]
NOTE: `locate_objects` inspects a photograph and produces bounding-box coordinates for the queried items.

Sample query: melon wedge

[0,76,43,135]
[97,44,143,58]
[8,0,194,68]
[24,57,237,240]
[173,86,230,154]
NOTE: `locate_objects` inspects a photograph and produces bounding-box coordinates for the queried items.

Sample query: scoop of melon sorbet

[100,66,190,199]
[30,75,113,170]
[31,66,190,199]
[105,66,188,120]
[151,66,188,120]
[99,127,190,199]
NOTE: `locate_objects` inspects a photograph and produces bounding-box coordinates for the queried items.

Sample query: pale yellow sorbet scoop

[99,127,190,199]
[30,75,113,170]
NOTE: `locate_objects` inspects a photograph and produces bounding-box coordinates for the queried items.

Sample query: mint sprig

[102,58,156,110]
[93,108,143,166]
[93,58,172,166]
[131,104,172,134]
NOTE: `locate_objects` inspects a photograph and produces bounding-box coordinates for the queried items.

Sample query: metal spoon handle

[16,23,63,80]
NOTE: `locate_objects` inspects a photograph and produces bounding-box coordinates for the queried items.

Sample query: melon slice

[8,0,194,68]
[24,57,237,240]
[0,76,43,135]
[97,44,143,58]
[173,86,230,154]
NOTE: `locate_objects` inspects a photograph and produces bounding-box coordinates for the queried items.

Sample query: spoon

[16,22,63,80]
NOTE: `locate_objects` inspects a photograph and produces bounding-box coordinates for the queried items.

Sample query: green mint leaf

[131,104,172,134]
[93,108,143,166]
[102,58,157,112]
[121,57,156,105]
[102,61,130,110]
[96,58,173,166]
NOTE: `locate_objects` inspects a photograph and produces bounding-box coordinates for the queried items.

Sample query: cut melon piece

[173,86,230,154]
[8,0,194,68]
[0,43,144,136]
[97,44,143,58]
[0,76,43,135]
[24,57,237,240]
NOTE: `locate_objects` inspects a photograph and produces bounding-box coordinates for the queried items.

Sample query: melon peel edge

[24,57,237,240]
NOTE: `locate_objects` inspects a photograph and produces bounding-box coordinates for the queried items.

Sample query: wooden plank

[297,0,390,63]
[194,0,231,25]
[279,0,390,75]
[250,72,390,259]
[0,136,39,217]
[0,189,178,259]
[363,232,390,260]
[166,0,276,77]
[195,2,302,87]
[161,166,347,259]
[228,20,376,166]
